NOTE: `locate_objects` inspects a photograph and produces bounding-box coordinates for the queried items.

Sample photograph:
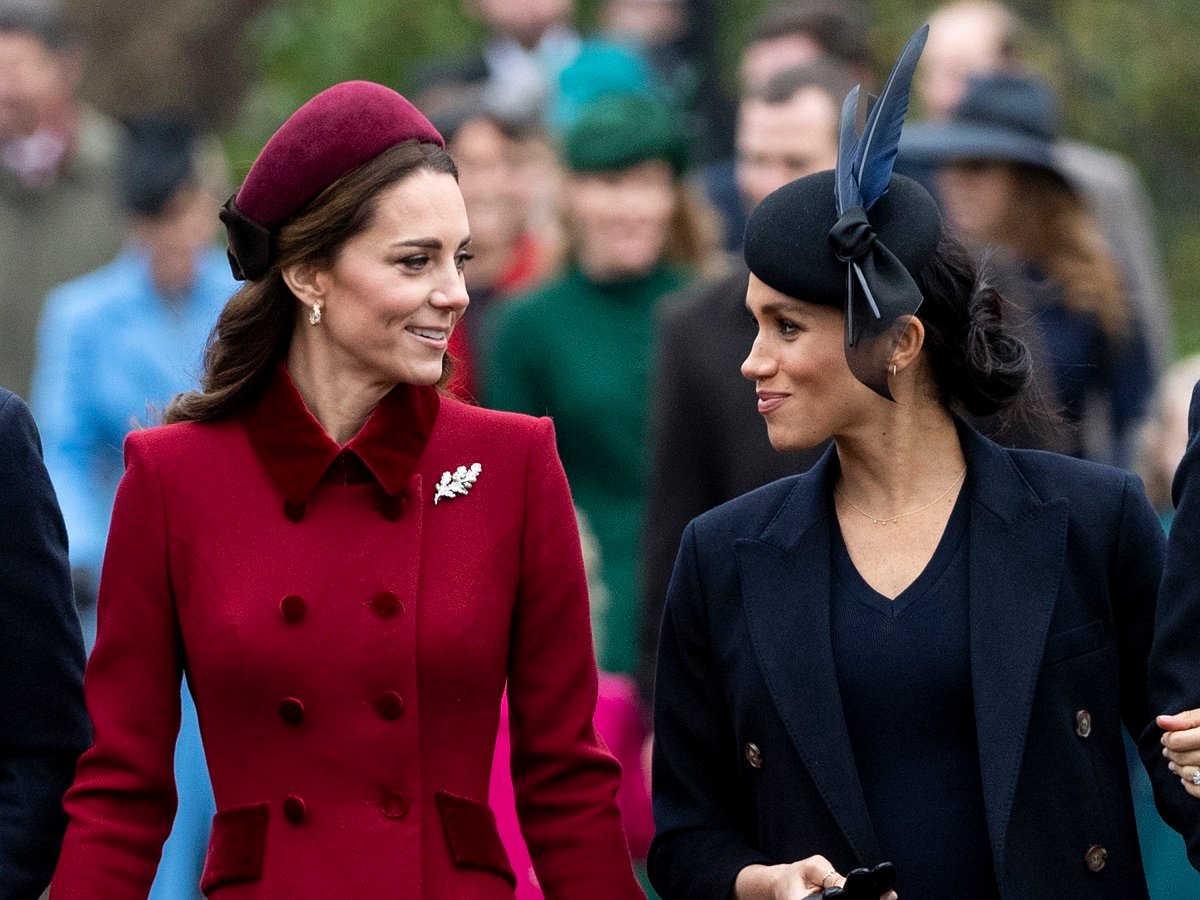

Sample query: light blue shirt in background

[31,244,235,580]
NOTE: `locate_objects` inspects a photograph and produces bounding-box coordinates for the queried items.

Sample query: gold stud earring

[309,302,322,326]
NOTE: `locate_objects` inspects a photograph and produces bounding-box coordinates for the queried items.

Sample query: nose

[430,263,470,313]
[741,331,775,381]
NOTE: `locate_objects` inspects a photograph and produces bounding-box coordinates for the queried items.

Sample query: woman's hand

[734,857,898,899]
[1160,709,1200,798]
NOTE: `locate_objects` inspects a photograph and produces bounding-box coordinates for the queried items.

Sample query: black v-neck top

[830,489,1001,900]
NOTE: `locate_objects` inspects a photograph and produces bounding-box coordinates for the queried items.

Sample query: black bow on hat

[830,25,929,399]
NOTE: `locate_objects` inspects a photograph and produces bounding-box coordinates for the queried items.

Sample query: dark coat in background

[637,263,825,706]
[0,389,88,899]
[1152,380,1200,863]
[650,423,1193,900]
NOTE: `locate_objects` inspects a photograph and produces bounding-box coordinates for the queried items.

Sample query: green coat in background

[483,263,687,675]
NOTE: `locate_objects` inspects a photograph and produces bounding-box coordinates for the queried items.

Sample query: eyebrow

[392,235,473,250]
[753,299,808,316]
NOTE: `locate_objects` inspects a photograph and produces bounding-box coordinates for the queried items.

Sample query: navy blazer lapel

[961,425,1068,869]
[735,450,883,865]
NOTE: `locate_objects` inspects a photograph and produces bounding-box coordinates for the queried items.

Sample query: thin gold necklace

[835,466,967,525]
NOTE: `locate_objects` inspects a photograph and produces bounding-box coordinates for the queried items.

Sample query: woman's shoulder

[434,396,553,449]
[123,418,246,469]
[1004,446,1133,495]
[690,472,815,543]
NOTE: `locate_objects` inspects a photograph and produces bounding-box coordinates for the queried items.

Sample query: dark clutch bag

[821,862,896,899]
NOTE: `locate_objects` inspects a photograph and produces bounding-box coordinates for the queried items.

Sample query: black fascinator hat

[744,26,943,399]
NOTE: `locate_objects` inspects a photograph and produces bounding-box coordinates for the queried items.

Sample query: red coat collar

[242,363,440,505]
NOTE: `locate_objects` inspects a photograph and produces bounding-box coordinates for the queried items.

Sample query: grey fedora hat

[900,72,1065,175]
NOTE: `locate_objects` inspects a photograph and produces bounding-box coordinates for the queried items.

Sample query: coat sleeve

[506,416,644,898]
[51,432,183,898]
[0,392,88,899]
[1145,381,1200,869]
[649,521,771,900]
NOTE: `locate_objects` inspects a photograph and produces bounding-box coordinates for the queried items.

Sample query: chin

[765,423,830,453]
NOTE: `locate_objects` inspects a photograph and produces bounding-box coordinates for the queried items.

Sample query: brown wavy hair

[992,162,1130,341]
[165,141,458,424]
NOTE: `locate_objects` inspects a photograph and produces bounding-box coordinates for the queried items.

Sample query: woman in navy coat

[649,28,1198,900]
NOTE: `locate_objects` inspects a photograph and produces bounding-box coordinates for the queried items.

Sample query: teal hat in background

[561,90,688,175]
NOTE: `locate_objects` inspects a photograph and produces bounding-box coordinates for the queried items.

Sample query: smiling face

[297,169,472,387]
[741,274,881,450]
[565,158,677,281]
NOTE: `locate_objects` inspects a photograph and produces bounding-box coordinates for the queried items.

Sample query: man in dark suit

[637,61,856,706]
[0,388,88,898]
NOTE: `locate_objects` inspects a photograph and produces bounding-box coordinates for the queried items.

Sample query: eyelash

[396,252,474,272]
[776,317,801,336]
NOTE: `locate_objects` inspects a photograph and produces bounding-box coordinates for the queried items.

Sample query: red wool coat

[51,365,643,899]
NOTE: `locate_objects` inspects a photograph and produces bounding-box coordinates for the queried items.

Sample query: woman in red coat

[51,81,643,899]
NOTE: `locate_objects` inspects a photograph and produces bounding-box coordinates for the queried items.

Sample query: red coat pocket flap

[435,791,516,887]
[200,802,269,895]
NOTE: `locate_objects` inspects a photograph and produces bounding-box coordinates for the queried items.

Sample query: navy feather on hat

[744,25,943,400]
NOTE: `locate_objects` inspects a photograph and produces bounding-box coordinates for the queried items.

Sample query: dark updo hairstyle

[164,141,457,424]
[912,231,1038,421]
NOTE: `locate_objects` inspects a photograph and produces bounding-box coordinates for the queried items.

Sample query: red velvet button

[280,594,306,623]
[380,790,409,819]
[283,794,306,824]
[374,691,405,720]
[283,500,307,522]
[370,591,401,618]
[278,697,305,726]
[380,491,408,521]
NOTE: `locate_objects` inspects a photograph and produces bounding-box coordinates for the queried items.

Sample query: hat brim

[900,122,1063,177]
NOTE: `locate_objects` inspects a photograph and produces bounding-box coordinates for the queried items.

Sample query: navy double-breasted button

[1085,844,1108,872]
[375,691,405,720]
[280,594,306,623]
[279,697,305,726]
[1075,710,1093,739]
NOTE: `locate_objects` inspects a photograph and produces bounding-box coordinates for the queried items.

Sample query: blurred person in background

[1136,356,1200,528]
[430,95,560,401]
[903,72,1154,466]
[703,1,873,252]
[915,0,1172,375]
[0,387,88,900]
[599,0,735,166]
[418,0,580,126]
[484,90,719,679]
[0,5,123,400]
[636,60,855,709]
[31,116,231,900]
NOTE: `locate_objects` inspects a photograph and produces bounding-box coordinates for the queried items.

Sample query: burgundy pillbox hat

[220,80,445,281]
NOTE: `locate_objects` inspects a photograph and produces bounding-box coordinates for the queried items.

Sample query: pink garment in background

[491,673,654,897]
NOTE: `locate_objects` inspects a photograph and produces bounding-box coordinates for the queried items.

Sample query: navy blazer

[0,390,88,899]
[650,423,1191,900]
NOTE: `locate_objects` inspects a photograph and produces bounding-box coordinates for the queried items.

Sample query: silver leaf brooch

[433,462,482,505]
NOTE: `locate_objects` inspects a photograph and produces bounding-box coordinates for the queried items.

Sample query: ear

[281,262,328,311]
[889,314,926,375]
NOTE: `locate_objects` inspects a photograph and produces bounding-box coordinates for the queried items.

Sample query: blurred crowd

[2,0,1197,897]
